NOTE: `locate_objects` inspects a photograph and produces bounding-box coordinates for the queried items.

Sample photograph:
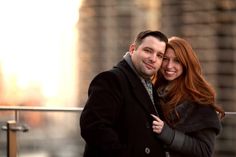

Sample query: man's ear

[129,44,136,54]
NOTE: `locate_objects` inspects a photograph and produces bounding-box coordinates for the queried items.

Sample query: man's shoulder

[91,63,127,82]
[93,70,117,80]
[91,59,138,87]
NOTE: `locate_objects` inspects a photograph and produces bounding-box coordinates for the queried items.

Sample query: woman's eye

[174,59,180,63]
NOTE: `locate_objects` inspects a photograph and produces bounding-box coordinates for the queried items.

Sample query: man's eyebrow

[143,47,154,51]
[158,51,164,54]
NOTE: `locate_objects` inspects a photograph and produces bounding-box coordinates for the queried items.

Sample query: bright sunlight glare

[0,0,81,106]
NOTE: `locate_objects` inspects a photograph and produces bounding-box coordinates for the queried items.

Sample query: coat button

[145,147,150,154]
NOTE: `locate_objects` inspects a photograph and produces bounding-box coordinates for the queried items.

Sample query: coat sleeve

[80,71,124,155]
[157,123,217,157]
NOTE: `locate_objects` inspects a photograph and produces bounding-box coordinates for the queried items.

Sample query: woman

[152,37,225,157]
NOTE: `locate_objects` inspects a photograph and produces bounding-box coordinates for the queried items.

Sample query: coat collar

[114,59,160,117]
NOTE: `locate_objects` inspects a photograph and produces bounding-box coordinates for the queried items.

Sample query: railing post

[7,120,17,157]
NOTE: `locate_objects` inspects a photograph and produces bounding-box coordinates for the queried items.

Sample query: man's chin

[143,73,155,79]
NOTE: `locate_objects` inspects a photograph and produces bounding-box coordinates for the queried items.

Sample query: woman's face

[161,48,183,81]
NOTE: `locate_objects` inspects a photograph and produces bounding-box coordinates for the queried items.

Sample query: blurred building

[78,0,236,156]
[78,0,163,105]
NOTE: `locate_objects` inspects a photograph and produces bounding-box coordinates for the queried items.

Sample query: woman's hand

[151,114,164,134]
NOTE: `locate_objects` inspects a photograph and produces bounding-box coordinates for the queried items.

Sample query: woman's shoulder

[177,101,218,119]
[175,102,221,134]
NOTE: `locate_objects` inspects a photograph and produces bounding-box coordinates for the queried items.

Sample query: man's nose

[150,54,157,62]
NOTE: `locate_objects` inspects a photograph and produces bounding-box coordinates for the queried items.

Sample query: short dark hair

[134,30,168,49]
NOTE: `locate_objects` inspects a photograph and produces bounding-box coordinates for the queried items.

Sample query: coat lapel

[115,60,159,116]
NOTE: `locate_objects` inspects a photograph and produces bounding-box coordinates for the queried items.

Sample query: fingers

[151,114,161,122]
[152,124,163,134]
[151,114,159,120]
[151,114,163,124]
[151,114,164,134]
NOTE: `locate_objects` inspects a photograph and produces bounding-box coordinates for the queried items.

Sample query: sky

[0,0,81,106]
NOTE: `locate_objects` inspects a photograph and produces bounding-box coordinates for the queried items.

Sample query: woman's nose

[166,60,173,68]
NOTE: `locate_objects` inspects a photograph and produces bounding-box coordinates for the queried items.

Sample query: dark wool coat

[80,60,166,157]
[157,101,222,157]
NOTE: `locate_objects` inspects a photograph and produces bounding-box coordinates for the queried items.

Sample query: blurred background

[0,0,236,156]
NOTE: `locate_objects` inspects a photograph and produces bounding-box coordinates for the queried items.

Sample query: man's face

[130,36,166,79]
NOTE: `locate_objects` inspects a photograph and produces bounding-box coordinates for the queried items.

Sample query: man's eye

[157,54,163,59]
[145,49,151,53]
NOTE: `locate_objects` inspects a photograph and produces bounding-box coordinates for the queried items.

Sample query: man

[80,30,168,157]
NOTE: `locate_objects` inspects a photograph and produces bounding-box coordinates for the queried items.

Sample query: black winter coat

[80,60,166,157]
[157,101,222,157]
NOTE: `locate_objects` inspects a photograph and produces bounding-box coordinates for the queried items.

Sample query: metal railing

[0,106,236,157]
[0,106,83,120]
[0,106,83,157]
